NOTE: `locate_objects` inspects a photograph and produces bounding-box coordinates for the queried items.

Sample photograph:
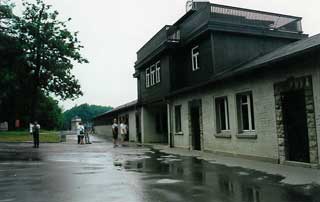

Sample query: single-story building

[93,100,140,142]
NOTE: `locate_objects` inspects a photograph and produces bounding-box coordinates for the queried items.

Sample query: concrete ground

[0,135,319,202]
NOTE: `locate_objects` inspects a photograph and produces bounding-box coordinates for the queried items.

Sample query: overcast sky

[11,0,320,110]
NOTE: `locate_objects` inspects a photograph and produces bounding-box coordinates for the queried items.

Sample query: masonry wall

[170,53,320,162]
[119,110,137,142]
[94,125,113,137]
[141,106,167,143]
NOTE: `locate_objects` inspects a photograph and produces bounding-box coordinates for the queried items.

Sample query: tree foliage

[62,104,113,129]
[37,94,63,130]
[0,0,88,129]
[14,0,88,119]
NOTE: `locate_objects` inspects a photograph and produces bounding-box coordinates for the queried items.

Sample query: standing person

[29,122,34,136]
[112,118,118,148]
[84,125,91,144]
[77,123,81,144]
[32,121,40,148]
[120,119,128,146]
[79,123,85,145]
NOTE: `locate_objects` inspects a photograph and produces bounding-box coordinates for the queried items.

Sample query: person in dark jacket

[32,121,40,148]
[112,118,118,148]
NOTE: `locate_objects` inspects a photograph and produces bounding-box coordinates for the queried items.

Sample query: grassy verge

[0,130,60,143]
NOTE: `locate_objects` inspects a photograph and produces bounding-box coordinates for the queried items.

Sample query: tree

[37,94,63,130]
[15,0,88,121]
[62,104,113,129]
[0,0,16,33]
[0,2,26,128]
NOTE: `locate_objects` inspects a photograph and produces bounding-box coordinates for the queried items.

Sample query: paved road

[0,135,319,202]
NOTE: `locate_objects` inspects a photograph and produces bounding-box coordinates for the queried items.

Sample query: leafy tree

[0,0,16,33]
[62,104,113,129]
[37,94,63,130]
[14,0,88,121]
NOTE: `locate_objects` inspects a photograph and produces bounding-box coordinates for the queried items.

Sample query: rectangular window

[175,105,182,133]
[191,46,200,71]
[155,61,161,83]
[145,68,150,88]
[237,92,255,132]
[150,65,155,86]
[215,97,230,132]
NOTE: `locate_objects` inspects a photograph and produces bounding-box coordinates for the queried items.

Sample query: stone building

[71,116,82,131]
[94,2,320,167]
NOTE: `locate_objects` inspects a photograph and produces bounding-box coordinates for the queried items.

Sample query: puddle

[157,179,183,184]
[116,149,320,202]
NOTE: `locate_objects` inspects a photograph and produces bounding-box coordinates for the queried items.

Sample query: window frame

[155,61,161,83]
[174,105,182,133]
[191,45,200,71]
[145,68,150,88]
[215,96,230,133]
[150,64,155,86]
[237,92,255,132]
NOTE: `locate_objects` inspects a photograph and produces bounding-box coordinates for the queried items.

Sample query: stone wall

[169,57,320,163]
[274,76,318,164]
[94,125,113,137]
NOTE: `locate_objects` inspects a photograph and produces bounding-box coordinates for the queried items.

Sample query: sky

[11,0,320,110]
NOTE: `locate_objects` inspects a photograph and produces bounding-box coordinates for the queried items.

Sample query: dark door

[190,106,201,150]
[282,90,310,163]
[135,113,141,143]
[125,115,129,141]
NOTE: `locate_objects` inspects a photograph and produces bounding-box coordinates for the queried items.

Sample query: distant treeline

[62,104,112,129]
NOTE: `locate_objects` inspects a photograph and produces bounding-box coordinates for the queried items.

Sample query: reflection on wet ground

[0,138,319,202]
[121,150,320,202]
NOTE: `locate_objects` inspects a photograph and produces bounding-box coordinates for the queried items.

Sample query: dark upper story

[133,1,307,102]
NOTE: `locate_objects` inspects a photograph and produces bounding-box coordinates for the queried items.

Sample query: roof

[168,33,320,97]
[237,33,320,72]
[93,100,137,120]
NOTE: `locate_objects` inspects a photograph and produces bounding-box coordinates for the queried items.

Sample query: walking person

[120,119,128,146]
[32,121,40,148]
[112,118,118,148]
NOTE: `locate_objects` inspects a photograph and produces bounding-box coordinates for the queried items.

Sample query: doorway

[135,112,141,143]
[282,90,310,163]
[189,100,202,150]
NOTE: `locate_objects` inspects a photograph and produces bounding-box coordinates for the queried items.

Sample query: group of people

[29,121,41,148]
[112,118,128,148]
[77,122,91,144]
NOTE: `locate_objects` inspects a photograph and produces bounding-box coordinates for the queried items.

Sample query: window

[175,105,182,133]
[237,92,255,132]
[150,65,155,86]
[146,68,150,88]
[155,61,161,83]
[215,97,230,132]
[191,46,200,71]
[145,60,161,88]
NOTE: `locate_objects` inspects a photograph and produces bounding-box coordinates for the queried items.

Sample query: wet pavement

[0,136,320,202]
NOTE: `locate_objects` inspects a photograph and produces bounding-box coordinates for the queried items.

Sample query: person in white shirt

[78,123,85,145]
[29,123,34,135]
[120,120,128,146]
[112,118,118,148]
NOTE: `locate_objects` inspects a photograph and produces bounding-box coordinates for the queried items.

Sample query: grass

[0,130,60,143]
